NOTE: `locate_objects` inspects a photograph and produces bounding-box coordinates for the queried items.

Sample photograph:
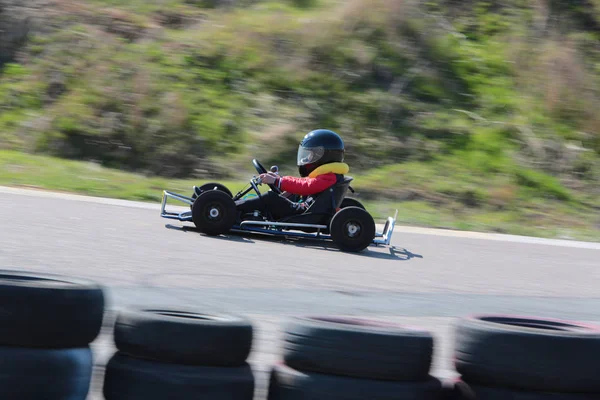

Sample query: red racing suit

[274,162,350,197]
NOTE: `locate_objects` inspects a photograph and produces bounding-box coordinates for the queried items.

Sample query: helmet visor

[297,146,324,166]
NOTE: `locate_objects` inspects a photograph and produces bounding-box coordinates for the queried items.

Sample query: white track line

[395,226,600,249]
[2,185,599,249]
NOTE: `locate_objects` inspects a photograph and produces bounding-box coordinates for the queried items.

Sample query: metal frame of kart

[160,187,398,247]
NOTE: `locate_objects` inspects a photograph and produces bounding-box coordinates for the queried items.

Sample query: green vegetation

[2,150,598,241]
[1,0,599,240]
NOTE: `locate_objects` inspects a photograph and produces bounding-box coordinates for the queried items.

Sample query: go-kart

[160,159,397,252]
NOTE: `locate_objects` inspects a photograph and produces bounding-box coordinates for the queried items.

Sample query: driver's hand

[259,172,278,185]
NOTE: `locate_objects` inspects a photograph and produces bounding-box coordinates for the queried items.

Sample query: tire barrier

[269,363,444,400]
[0,270,105,399]
[103,308,255,400]
[447,379,599,400]
[268,316,444,400]
[1,270,599,400]
[448,315,600,400]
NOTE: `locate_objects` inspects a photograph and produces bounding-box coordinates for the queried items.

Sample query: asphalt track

[1,186,599,399]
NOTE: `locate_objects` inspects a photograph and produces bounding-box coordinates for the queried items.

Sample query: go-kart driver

[235,129,349,220]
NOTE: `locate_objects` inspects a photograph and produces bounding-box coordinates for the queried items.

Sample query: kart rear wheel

[330,206,375,252]
[340,197,365,210]
[192,190,236,236]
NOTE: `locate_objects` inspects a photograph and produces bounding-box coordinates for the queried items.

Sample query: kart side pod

[160,189,398,247]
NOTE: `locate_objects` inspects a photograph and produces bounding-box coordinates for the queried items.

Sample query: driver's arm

[260,174,291,196]
[259,172,336,196]
[278,174,337,196]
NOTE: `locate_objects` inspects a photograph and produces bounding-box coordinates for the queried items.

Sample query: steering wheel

[253,159,281,194]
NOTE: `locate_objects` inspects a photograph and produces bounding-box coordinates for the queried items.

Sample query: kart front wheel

[192,190,237,236]
[330,206,375,253]
[191,183,232,210]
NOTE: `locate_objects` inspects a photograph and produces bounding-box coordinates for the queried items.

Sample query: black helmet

[297,129,345,177]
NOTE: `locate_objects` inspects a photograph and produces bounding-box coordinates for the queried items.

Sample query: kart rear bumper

[373,209,398,246]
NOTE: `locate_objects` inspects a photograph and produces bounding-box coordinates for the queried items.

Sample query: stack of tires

[448,315,600,400]
[103,307,256,399]
[0,270,105,399]
[268,316,444,400]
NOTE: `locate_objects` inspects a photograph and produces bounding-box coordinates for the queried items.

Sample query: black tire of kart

[283,316,433,381]
[192,190,237,236]
[454,315,600,392]
[340,197,365,210]
[103,352,255,400]
[190,182,232,209]
[0,345,93,400]
[329,206,375,252]
[447,379,599,400]
[0,270,104,348]
[268,363,443,400]
[114,308,253,366]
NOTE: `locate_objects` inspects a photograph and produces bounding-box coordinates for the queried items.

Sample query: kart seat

[331,176,353,209]
[279,176,353,226]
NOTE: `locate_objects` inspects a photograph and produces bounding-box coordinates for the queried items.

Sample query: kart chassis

[160,180,397,247]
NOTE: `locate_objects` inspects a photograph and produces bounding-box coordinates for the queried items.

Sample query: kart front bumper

[160,190,398,247]
[160,190,194,222]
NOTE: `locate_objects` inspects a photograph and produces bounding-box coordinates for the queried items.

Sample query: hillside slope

[1,0,599,238]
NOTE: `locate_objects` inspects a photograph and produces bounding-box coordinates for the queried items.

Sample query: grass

[0,150,242,202]
[4,0,599,172]
[1,0,600,242]
[2,150,598,242]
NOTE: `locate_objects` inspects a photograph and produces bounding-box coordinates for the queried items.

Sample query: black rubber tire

[103,352,255,400]
[114,308,253,366]
[340,197,365,210]
[268,363,443,400]
[0,345,93,399]
[190,183,233,209]
[197,182,233,198]
[191,189,237,236]
[447,380,599,400]
[283,316,433,381]
[454,315,600,392]
[329,206,376,252]
[0,270,105,348]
